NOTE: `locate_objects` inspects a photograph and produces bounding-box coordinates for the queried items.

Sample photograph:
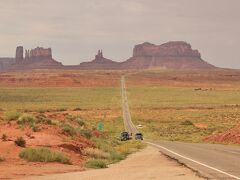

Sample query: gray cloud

[0,0,239,68]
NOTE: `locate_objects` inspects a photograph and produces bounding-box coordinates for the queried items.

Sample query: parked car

[135,133,143,140]
[120,132,130,141]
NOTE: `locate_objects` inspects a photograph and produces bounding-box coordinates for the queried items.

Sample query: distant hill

[0,42,216,71]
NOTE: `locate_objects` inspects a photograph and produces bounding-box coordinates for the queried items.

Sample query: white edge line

[146,142,240,180]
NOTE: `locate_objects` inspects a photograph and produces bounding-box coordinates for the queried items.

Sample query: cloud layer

[0,0,239,68]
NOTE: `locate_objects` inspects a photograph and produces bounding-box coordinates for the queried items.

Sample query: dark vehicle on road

[135,133,143,140]
[120,132,130,141]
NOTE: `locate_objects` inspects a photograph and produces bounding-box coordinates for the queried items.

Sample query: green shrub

[65,115,75,121]
[84,148,110,159]
[91,137,114,153]
[73,108,82,111]
[50,120,61,125]
[19,148,71,164]
[15,137,26,147]
[35,114,49,124]
[76,118,85,126]
[17,114,36,126]
[181,120,194,126]
[1,134,7,141]
[110,151,125,162]
[62,124,76,136]
[56,108,67,112]
[116,140,145,156]
[4,111,22,121]
[86,159,107,169]
[79,129,92,139]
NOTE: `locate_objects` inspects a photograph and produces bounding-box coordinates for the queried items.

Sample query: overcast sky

[0,0,239,68]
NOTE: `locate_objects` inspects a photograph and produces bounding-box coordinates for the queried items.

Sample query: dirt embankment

[0,110,95,179]
[204,125,240,144]
[28,146,203,180]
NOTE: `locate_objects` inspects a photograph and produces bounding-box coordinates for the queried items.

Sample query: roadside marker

[146,142,240,180]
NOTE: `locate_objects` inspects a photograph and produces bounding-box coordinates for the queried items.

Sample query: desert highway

[121,76,240,180]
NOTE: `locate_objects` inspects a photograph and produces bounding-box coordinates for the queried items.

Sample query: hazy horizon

[0,0,239,68]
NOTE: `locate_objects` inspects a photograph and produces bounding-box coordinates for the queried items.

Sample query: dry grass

[84,148,110,159]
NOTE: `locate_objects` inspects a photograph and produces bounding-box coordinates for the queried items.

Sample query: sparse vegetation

[79,129,92,139]
[15,137,26,147]
[86,159,107,169]
[181,120,194,126]
[0,87,120,111]
[1,134,7,141]
[62,124,77,136]
[76,118,85,126]
[116,140,145,156]
[84,147,110,159]
[109,151,124,162]
[17,114,36,126]
[4,111,22,121]
[19,148,71,164]
[129,84,240,142]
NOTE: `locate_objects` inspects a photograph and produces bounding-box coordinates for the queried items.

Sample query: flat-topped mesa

[122,41,215,69]
[133,41,201,58]
[25,47,52,61]
[11,46,63,70]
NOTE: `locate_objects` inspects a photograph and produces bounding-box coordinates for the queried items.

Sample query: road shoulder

[28,145,203,180]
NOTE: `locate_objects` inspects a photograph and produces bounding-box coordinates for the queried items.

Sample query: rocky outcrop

[79,50,119,70]
[15,46,24,63]
[0,41,216,71]
[121,41,215,69]
[10,46,63,70]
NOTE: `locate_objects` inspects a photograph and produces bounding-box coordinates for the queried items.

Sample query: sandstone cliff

[121,41,215,69]
[0,41,216,71]
[10,46,63,70]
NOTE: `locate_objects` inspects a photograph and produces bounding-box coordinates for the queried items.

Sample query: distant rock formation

[10,46,63,70]
[132,42,201,58]
[25,47,52,61]
[0,41,216,71]
[79,50,119,69]
[15,46,24,63]
[121,41,215,69]
[0,58,15,72]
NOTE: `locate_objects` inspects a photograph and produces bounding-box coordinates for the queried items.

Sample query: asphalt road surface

[121,76,138,135]
[121,76,240,180]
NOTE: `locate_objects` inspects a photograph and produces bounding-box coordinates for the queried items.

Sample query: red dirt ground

[0,70,122,87]
[0,111,95,179]
[204,125,240,144]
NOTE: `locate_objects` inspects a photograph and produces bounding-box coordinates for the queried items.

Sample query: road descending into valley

[121,76,138,135]
[121,76,240,180]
